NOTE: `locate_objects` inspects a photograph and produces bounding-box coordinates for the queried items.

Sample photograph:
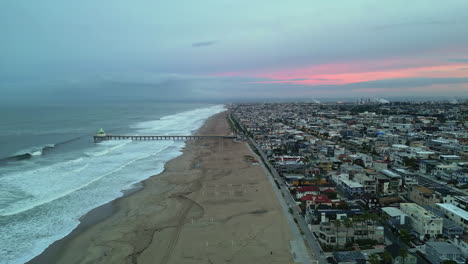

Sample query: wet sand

[29,111,293,264]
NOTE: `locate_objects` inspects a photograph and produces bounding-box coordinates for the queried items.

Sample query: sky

[1,0,468,102]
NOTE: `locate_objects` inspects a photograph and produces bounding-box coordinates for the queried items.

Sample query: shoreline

[29,111,293,264]
[26,182,144,264]
[26,111,219,264]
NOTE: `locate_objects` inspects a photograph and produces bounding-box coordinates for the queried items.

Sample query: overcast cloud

[1,0,467,102]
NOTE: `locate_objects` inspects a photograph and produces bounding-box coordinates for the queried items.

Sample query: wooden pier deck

[93,135,236,143]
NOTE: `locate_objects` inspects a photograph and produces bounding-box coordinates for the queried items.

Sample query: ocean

[0,102,226,264]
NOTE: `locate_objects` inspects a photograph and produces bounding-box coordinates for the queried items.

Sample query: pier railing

[93,135,236,143]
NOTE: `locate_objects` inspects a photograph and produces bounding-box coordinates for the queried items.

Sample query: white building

[382,207,407,227]
[400,203,443,239]
[436,203,468,233]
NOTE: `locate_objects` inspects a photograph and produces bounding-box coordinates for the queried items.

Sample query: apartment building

[400,203,443,238]
[436,203,468,233]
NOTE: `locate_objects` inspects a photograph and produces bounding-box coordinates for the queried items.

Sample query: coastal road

[253,144,326,264]
[231,113,326,264]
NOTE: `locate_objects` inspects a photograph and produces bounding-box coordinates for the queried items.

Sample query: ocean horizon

[0,102,226,264]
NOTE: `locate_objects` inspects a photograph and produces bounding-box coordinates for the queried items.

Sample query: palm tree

[368,213,379,239]
[382,250,393,264]
[353,215,363,239]
[398,248,408,264]
[335,220,342,248]
[363,211,371,239]
[315,174,323,185]
[343,217,353,245]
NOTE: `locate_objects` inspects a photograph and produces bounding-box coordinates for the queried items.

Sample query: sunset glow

[212,59,468,87]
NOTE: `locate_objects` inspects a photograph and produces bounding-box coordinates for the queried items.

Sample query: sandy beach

[29,111,293,264]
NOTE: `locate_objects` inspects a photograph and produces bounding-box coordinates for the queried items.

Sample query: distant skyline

[1,0,468,102]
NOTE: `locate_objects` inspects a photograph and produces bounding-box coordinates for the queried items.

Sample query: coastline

[26,183,143,264]
[27,112,222,264]
[28,111,293,264]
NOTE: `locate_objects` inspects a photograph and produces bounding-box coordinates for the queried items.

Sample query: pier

[93,135,236,143]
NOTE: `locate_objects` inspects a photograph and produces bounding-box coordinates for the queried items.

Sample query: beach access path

[38,112,296,264]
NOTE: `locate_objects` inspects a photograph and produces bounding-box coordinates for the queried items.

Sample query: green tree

[382,250,393,264]
[442,260,457,264]
[369,253,380,264]
[337,202,349,210]
[398,248,408,264]
[399,229,411,244]
[403,157,419,170]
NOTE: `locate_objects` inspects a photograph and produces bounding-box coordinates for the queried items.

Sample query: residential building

[300,194,334,207]
[407,186,441,206]
[340,179,364,198]
[436,203,468,233]
[425,242,465,264]
[373,160,390,171]
[400,203,443,238]
[316,159,333,172]
[385,244,417,264]
[332,251,367,264]
[374,174,390,195]
[380,169,402,193]
[424,206,464,237]
[317,220,384,248]
[449,237,468,261]
[354,173,377,194]
[453,196,468,211]
[295,186,319,199]
[305,204,363,224]
[381,207,408,228]
[419,160,442,174]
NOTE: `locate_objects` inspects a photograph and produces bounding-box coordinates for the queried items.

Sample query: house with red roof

[300,194,334,207]
[321,188,336,193]
[296,186,319,199]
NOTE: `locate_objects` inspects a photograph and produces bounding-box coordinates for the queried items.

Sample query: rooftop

[400,203,442,220]
[415,186,433,194]
[382,207,407,217]
[297,186,319,193]
[454,196,468,203]
[392,144,409,149]
[341,179,364,188]
[436,203,468,220]
[426,241,463,255]
[333,251,367,263]
[381,169,401,179]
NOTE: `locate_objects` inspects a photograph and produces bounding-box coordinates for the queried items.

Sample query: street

[231,113,327,264]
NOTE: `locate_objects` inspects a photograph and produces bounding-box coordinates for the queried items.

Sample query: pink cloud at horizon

[209,58,468,86]
[351,82,468,94]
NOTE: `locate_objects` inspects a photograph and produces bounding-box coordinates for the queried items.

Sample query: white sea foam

[0,104,225,264]
[11,144,55,157]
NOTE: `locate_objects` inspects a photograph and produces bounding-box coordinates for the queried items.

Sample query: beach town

[229,100,468,264]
